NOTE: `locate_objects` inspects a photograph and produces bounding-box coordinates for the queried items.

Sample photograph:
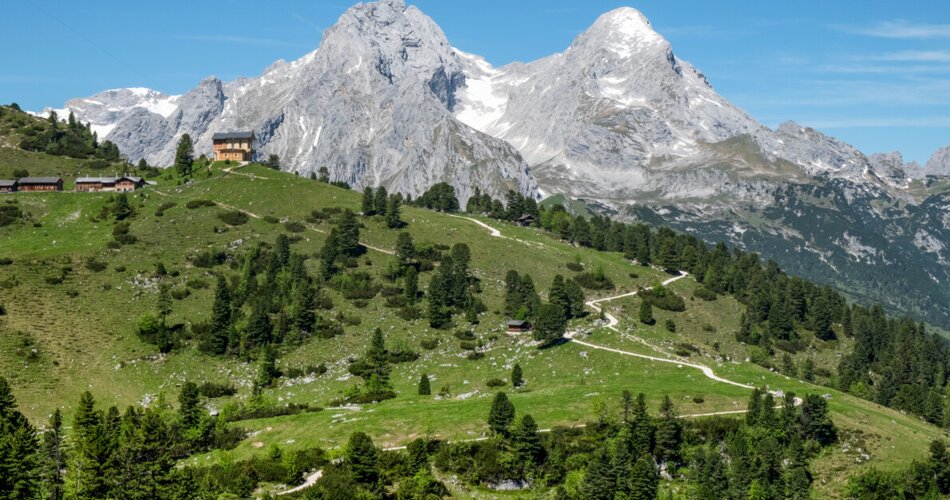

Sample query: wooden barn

[0,180,16,193]
[16,177,63,192]
[507,320,532,333]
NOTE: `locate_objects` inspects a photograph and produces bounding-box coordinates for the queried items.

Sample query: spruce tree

[504,270,523,318]
[549,274,570,319]
[40,408,66,500]
[113,193,133,221]
[512,414,543,466]
[639,300,655,326]
[244,301,273,351]
[336,209,362,256]
[174,134,194,176]
[291,279,316,334]
[418,374,431,395]
[0,377,39,498]
[178,382,202,429]
[374,186,388,216]
[629,455,659,500]
[487,392,516,436]
[533,303,567,345]
[511,363,524,388]
[581,445,617,500]
[630,393,654,458]
[564,279,586,318]
[318,166,330,183]
[395,232,416,268]
[207,275,232,354]
[256,345,280,389]
[654,395,681,466]
[385,195,404,228]
[404,265,419,304]
[346,432,379,485]
[361,187,375,215]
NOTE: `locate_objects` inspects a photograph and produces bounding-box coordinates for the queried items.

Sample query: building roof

[76,176,117,184]
[0,180,16,187]
[212,131,255,140]
[18,177,62,184]
[507,320,529,327]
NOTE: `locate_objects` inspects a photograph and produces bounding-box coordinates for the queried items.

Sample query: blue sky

[2,0,948,163]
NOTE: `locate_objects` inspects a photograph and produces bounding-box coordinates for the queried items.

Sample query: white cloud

[174,35,303,48]
[838,19,950,39]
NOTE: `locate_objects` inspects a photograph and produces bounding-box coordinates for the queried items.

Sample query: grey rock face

[56,0,536,204]
[925,146,950,176]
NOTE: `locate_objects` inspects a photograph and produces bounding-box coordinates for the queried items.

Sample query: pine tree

[533,303,567,345]
[504,270,523,318]
[396,232,416,269]
[346,432,379,485]
[156,283,172,323]
[0,377,39,498]
[629,393,654,458]
[113,193,133,221]
[178,382,202,429]
[256,345,280,389]
[418,374,431,395]
[207,275,232,354]
[404,266,419,304]
[654,395,681,466]
[318,166,330,183]
[336,209,362,256]
[385,195,404,228]
[361,187,375,215]
[639,300,655,326]
[244,301,273,351]
[70,391,110,499]
[564,279,586,318]
[40,408,66,500]
[174,134,194,176]
[549,275,570,320]
[629,455,659,500]
[487,392,516,436]
[512,414,543,466]
[291,279,316,334]
[582,445,617,500]
[511,363,524,388]
[374,186,388,216]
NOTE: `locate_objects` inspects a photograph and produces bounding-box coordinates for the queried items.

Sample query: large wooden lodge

[212,131,255,162]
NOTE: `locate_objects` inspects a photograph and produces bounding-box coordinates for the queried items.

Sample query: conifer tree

[512,414,543,466]
[582,445,617,500]
[386,195,404,228]
[178,382,202,429]
[639,300,655,326]
[113,193,133,221]
[418,374,431,395]
[318,166,330,183]
[374,186,388,216]
[654,395,681,466]
[396,232,416,269]
[361,187,375,215]
[504,270,523,318]
[511,363,524,388]
[0,377,39,498]
[533,303,567,345]
[256,345,280,389]
[549,274,570,320]
[207,275,232,354]
[40,408,66,500]
[346,432,379,485]
[244,301,273,351]
[404,266,419,304]
[629,392,654,458]
[487,392,516,436]
[336,209,362,256]
[174,134,194,176]
[629,455,659,500]
[564,279,586,318]
[291,279,316,334]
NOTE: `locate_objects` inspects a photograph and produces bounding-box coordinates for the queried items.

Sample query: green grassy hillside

[0,161,946,497]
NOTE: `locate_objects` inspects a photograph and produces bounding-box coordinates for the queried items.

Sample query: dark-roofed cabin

[212,131,255,162]
[17,177,63,192]
[507,320,532,333]
[515,214,536,227]
[75,176,116,192]
[0,180,16,193]
[115,176,145,192]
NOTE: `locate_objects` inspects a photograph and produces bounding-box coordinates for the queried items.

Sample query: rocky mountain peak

[925,145,950,176]
[573,6,668,59]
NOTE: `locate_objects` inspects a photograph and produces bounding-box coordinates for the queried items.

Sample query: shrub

[420,338,439,350]
[154,202,177,216]
[664,319,676,333]
[106,241,121,250]
[692,396,705,404]
[565,261,584,272]
[197,382,238,398]
[0,258,12,266]
[0,304,6,315]
[284,221,305,233]
[329,271,379,299]
[774,339,806,354]
[0,205,24,227]
[459,340,477,351]
[189,249,227,268]
[218,210,249,226]
[388,349,420,363]
[185,199,216,209]
[282,364,328,379]
[397,305,421,321]
[639,285,686,312]
[693,286,718,301]
[701,323,716,333]
[466,352,484,361]
[263,215,279,224]
[574,269,614,290]
[486,378,506,388]
[84,257,107,272]
[453,330,476,341]
[186,278,209,289]
[170,288,190,300]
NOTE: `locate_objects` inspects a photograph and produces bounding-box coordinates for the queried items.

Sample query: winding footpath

[277,215,800,495]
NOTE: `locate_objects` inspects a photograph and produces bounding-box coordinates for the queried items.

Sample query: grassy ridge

[0,161,946,497]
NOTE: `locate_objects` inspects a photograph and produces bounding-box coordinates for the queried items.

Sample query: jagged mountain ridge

[44,0,949,327]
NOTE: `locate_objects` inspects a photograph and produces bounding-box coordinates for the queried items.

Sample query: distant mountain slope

[45,0,948,327]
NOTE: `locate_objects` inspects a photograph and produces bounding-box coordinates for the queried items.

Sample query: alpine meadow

[1,1,949,499]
